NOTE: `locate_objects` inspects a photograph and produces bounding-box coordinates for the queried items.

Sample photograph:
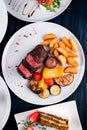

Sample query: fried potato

[62,36,71,48]
[59,41,66,49]
[41,39,52,46]
[57,47,68,57]
[49,38,58,47]
[65,46,70,52]
[68,51,78,58]
[64,66,78,74]
[69,38,77,52]
[67,57,79,67]
[54,49,59,58]
[50,47,54,54]
[58,55,67,66]
[43,33,57,40]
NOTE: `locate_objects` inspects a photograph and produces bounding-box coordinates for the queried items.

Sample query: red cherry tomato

[38,0,46,3]
[26,126,34,130]
[29,112,39,123]
[33,72,42,81]
[45,78,54,86]
[45,0,53,6]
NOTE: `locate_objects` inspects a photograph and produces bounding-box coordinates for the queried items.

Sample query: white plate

[4,0,72,22]
[2,22,85,105]
[14,101,82,130]
[0,76,11,130]
[0,0,8,43]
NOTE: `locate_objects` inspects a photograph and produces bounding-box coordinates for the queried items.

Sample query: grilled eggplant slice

[54,73,74,86]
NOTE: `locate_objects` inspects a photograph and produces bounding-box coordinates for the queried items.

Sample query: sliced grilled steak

[30,45,48,63]
[38,111,69,130]
[25,54,42,70]
[17,63,33,79]
[17,45,48,79]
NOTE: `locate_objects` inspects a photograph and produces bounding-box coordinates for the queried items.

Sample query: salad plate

[2,22,85,105]
[4,0,72,22]
[0,76,11,130]
[0,0,8,43]
[14,101,82,130]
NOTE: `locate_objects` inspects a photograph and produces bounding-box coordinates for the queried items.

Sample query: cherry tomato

[45,78,54,86]
[45,0,53,6]
[33,72,42,81]
[26,126,34,130]
[38,0,46,3]
[29,112,39,123]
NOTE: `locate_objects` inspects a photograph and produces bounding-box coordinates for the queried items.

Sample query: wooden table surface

[0,0,87,130]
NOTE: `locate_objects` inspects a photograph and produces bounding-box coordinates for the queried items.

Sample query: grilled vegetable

[45,78,54,86]
[50,85,61,96]
[45,56,57,68]
[39,89,50,98]
[54,73,74,86]
[29,79,42,94]
[43,67,64,79]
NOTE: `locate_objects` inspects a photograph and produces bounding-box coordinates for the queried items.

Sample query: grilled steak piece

[17,63,33,79]
[38,111,69,130]
[17,45,48,79]
[25,54,42,70]
[30,45,48,63]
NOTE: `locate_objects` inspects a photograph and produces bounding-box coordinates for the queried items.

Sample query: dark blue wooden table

[0,0,87,129]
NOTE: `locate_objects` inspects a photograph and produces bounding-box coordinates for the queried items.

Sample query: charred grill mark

[38,112,69,130]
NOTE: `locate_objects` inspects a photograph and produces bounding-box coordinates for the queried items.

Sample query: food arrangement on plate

[4,0,72,22]
[19,111,69,130]
[17,33,79,99]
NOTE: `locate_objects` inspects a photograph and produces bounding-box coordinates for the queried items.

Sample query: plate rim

[1,22,85,105]
[0,0,8,43]
[0,76,11,130]
[4,0,72,22]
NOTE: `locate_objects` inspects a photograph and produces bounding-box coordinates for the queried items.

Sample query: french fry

[64,66,78,74]
[59,41,66,49]
[68,51,78,58]
[41,39,52,46]
[58,55,67,66]
[49,38,58,47]
[62,36,71,48]
[67,57,79,67]
[69,38,77,52]
[57,47,68,57]
[65,46,70,52]
[54,49,59,58]
[43,33,57,40]
[50,47,54,54]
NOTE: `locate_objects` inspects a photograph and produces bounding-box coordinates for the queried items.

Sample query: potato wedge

[43,67,64,79]
[49,38,58,47]
[69,38,77,52]
[59,41,66,49]
[68,51,78,58]
[65,46,70,52]
[57,47,68,57]
[43,33,57,40]
[58,55,67,66]
[67,57,79,67]
[62,36,71,48]
[64,66,78,74]
[41,39,52,46]
[54,49,59,58]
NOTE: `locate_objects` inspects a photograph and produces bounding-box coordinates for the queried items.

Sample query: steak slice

[25,54,42,70]
[17,63,32,79]
[30,45,48,63]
